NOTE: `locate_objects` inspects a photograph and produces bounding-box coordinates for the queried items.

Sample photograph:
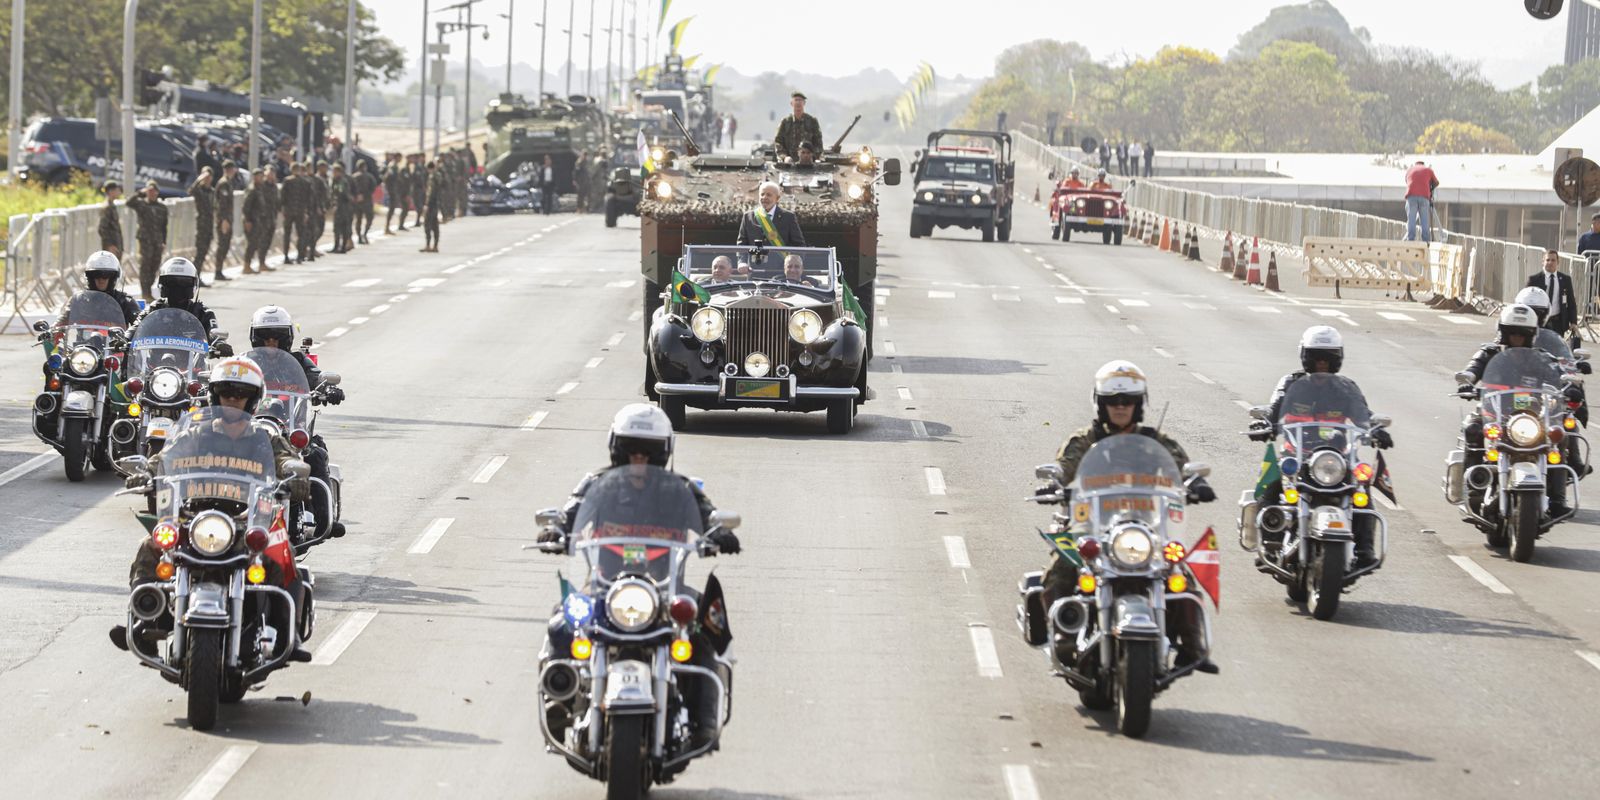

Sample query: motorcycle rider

[131,258,233,357]
[110,356,311,660]
[537,404,741,747]
[71,250,142,326]
[1457,304,1577,517]
[1515,285,1591,477]
[1040,360,1217,673]
[249,305,345,538]
[1248,326,1393,567]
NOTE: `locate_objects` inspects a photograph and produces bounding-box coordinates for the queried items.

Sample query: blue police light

[47,354,63,370]
[1280,457,1301,477]
[563,592,595,626]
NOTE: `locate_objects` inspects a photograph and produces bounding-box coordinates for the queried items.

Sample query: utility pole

[604,0,615,107]
[465,0,474,147]
[538,0,547,100]
[564,0,574,97]
[419,0,429,154]
[121,0,139,186]
[8,0,23,180]
[628,0,636,109]
[585,0,595,98]
[342,0,356,171]
[434,22,444,156]
[504,0,513,91]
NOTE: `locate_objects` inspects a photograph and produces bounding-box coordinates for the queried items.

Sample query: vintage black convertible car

[647,244,869,434]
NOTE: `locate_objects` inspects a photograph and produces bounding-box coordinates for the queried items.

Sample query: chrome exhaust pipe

[109,418,138,445]
[1260,507,1290,535]
[540,661,580,701]
[33,393,58,415]
[130,583,168,622]
[1049,597,1088,635]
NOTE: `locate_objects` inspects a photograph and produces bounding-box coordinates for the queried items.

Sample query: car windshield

[571,464,701,585]
[1069,435,1184,533]
[1481,348,1564,422]
[60,292,126,350]
[245,347,311,434]
[159,406,278,515]
[922,158,993,182]
[1276,373,1371,455]
[129,308,209,379]
[682,245,834,291]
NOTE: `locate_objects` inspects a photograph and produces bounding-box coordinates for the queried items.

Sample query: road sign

[1554,156,1600,207]
[432,59,448,86]
[428,43,451,55]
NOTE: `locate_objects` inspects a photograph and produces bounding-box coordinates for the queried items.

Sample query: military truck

[909,129,1015,242]
[482,93,610,203]
[636,117,900,399]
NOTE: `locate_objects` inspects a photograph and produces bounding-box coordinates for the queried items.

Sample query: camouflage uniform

[240,178,271,272]
[352,164,377,243]
[124,192,169,299]
[279,170,310,262]
[213,174,236,273]
[330,169,355,253]
[410,161,427,223]
[98,197,124,256]
[383,158,407,232]
[773,112,823,160]
[309,169,330,256]
[188,177,215,272]
[455,151,469,218]
[262,173,281,264]
[573,153,592,215]
[422,165,444,251]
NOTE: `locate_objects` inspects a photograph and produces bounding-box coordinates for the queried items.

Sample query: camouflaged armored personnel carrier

[482,93,610,201]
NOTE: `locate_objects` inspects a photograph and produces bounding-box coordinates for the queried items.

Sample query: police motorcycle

[1238,374,1392,621]
[31,292,128,480]
[115,405,314,732]
[531,465,740,799]
[1017,436,1214,739]
[110,309,222,472]
[246,346,344,554]
[1531,329,1593,476]
[1445,348,1582,562]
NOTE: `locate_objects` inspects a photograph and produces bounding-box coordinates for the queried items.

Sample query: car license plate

[1087,218,1104,226]
[729,378,788,401]
[146,417,174,438]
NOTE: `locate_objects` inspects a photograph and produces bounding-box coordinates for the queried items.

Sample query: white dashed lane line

[1378,311,1416,322]
[1185,302,1217,311]
[925,467,947,495]
[993,294,1021,302]
[409,278,446,288]
[341,278,381,288]
[883,341,897,355]
[557,381,579,395]
[1448,555,1514,594]
[1152,347,1173,358]
[1126,324,1142,335]
[1441,315,1480,325]
[441,263,469,275]
[348,316,370,325]
[1577,650,1600,673]
[1104,305,1120,314]
[897,387,913,401]
[177,745,258,800]
[928,290,956,299]
[1119,298,1150,307]
[968,625,1003,678]
[521,411,549,431]
[1191,372,1217,385]
[943,536,972,569]
[910,420,929,439]
[585,357,604,369]
[407,518,456,555]
[604,332,626,348]
[1232,399,1254,411]
[472,455,509,484]
[627,310,643,322]
[1248,306,1283,314]
[326,327,350,339]
[1056,296,1085,304]
[310,610,380,666]
[369,304,391,314]
[0,452,56,488]
[1003,765,1041,800]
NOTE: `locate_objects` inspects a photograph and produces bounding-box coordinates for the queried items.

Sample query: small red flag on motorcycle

[1184,526,1221,609]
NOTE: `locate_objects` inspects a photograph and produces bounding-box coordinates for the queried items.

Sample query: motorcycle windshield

[159,406,278,513]
[571,464,701,584]
[1070,435,1184,530]
[1276,373,1371,453]
[1534,329,1574,363]
[60,292,126,349]
[245,347,311,433]
[129,308,208,379]
[1481,348,1563,421]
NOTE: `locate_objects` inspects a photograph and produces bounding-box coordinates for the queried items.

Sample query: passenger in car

[783,254,818,287]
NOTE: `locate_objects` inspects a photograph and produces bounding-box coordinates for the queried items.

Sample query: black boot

[1353,520,1378,569]
[110,625,129,651]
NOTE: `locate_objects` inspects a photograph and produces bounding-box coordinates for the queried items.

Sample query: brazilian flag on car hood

[671,268,709,304]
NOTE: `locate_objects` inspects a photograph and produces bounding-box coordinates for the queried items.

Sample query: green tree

[1119,46,1222,149]
[1416,120,1519,154]
[1229,0,1371,61]
[1202,41,1361,151]
[1535,60,1600,132]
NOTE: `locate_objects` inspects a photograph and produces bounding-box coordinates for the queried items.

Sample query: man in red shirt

[1404,160,1439,243]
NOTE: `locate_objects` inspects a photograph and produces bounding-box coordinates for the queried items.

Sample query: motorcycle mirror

[534,507,562,527]
[117,455,150,476]
[1576,348,1591,361]
[709,509,741,531]
[1183,462,1212,479]
[1247,405,1269,421]
[284,459,311,480]
[31,320,49,333]
[1370,414,1393,428]
[882,158,902,187]
[321,372,342,386]
[1034,463,1065,482]
[1454,371,1474,385]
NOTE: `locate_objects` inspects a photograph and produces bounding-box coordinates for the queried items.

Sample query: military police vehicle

[909,129,1016,242]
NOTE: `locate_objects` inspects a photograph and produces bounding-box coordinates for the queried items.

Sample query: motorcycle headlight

[1507,414,1544,447]
[788,309,822,344]
[1308,450,1347,487]
[690,307,724,342]
[744,351,771,378]
[1109,527,1155,569]
[68,347,98,376]
[605,579,658,632]
[150,368,182,400]
[189,511,236,556]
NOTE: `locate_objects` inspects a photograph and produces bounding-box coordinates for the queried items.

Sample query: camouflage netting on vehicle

[639,199,876,226]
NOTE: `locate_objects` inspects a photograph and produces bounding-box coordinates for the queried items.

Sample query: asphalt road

[3,150,1600,799]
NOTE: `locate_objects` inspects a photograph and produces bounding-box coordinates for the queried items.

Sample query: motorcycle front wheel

[1115,640,1154,738]
[1308,541,1347,621]
[1510,491,1539,563]
[62,418,89,482]
[186,629,224,731]
[604,714,650,800]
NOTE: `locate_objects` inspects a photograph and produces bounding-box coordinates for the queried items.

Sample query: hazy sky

[362,0,1571,88]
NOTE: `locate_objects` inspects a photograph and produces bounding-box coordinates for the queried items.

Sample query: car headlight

[189,511,236,556]
[651,147,666,163]
[68,347,98,376]
[606,579,658,632]
[970,193,983,204]
[788,309,822,344]
[846,183,865,201]
[1507,414,1544,447]
[1109,527,1155,569]
[1308,450,1347,486]
[744,352,771,378]
[922,191,934,202]
[689,307,724,342]
[654,181,674,199]
[150,368,183,400]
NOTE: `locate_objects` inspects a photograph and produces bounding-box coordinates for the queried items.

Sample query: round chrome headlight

[606,579,658,632]
[150,368,183,401]
[922,191,934,202]
[1109,527,1155,569]
[744,352,771,378]
[970,193,983,204]
[68,347,98,377]
[654,181,674,200]
[189,511,236,557]
[689,307,724,342]
[788,309,823,344]
[1308,450,1347,486]
[846,183,866,201]
[1507,414,1544,447]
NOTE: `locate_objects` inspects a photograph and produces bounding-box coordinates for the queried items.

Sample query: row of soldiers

[570,150,611,214]
[381,147,476,249]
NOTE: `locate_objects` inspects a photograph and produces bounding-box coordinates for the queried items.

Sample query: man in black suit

[736,181,807,247]
[1528,249,1578,334]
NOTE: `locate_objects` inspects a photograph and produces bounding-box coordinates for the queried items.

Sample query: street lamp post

[604,0,614,107]
[8,0,23,180]
[538,0,547,100]
[121,0,139,187]
[564,0,573,97]
[434,2,488,154]
[249,0,261,172]
[585,0,594,98]
[504,0,513,91]
[342,0,356,172]
[419,0,429,154]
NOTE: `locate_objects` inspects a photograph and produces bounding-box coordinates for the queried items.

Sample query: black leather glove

[324,386,345,405]
[1188,479,1217,504]
[1456,384,1476,398]
[1247,421,1274,442]
[707,528,741,555]
[1566,384,1585,402]
[124,475,148,491]
[211,340,234,358]
[1371,428,1394,450]
[536,526,565,545]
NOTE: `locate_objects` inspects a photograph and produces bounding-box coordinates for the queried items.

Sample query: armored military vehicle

[482,93,610,203]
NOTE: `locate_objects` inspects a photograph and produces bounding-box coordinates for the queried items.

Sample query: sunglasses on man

[1102,393,1140,407]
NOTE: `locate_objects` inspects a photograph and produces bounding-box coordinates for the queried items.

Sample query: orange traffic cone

[1219,232,1234,273]
[1232,238,1247,280]
[1265,250,1281,292]
[1158,219,1171,252]
[1246,237,1262,285]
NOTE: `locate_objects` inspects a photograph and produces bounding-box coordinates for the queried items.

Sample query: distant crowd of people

[1094,139,1155,178]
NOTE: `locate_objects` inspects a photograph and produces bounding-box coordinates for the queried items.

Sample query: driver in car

[782,254,819,287]
[707,255,750,284]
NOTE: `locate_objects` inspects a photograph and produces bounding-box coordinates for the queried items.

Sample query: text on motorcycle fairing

[169,455,268,476]
[1080,472,1174,490]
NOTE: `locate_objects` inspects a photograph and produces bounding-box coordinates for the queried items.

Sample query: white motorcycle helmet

[1092,360,1149,425]
[607,403,675,467]
[208,356,266,413]
[1498,304,1540,345]
[1298,325,1344,373]
[1513,286,1551,325]
[84,250,122,288]
[157,257,199,304]
[250,305,295,349]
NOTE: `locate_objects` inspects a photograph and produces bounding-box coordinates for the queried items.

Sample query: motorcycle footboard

[239,585,299,685]
[661,664,729,769]
[1543,465,1581,531]
[1344,509,1389,583]
[1156,592,1214,691]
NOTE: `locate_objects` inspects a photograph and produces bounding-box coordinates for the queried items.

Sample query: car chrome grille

[724,307,789,373]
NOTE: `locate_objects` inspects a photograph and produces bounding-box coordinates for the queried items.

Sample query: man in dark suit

[1528,249,1578,334]
[736,181,806,247]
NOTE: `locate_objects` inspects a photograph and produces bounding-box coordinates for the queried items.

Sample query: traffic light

[139,68,165,106]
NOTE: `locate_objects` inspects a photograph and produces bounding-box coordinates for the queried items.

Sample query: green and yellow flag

[668,17,693,55]
[657,0,672,34]
[1039,528,1084,569]
[682,54,701,70]
[1253,442,1280,503]
[842,282,869,334]
[704,64,723,86]
[671,268,709,304]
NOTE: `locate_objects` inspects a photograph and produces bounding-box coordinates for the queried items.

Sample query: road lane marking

[408,518,456,555]
[326,327,350,338]
[1003,765,1041,800]
[389,294,409,303]
[1381,338,1404,350]
[341,278,380,288]
[1232,399,1253,410]
[521,411,549,431]
[1448,555,1514,594]
[627,310,643,322]
[1126,324,1142,334]
[875,288,891,297]
[1191,372,1216,385]
[409,278,446,288]
[606,280,637,288]
[585,357,604,369]
[1442,316,1480,325]
[1378,311,1416,321]
[910,420,929,439]
[1577,650,1600,673]
[879,314,889,327]
[883,341,897,355]
[928,290,956,299]
[441,263,468,274]
[1105,304,1120,314]
[1248,306,1282,314]
[1120,298,1150,307]
[993,293,1021,302]
[178,745,258,800]
[369,304,391,314]
[1375,495,1404,511]
[925,467,947,495]
[0,452,56,488]
[1185,302,1217,311]
[472,455,509,484]
[897,386,913,401]
[943,536,972,569]
[969,626,1003,678]
[557,381,579,395]
[1056,296,1085,304]
[604,332,626,347]
[1152,347,1173,358]
[1312,308,1347,318]
[348,316,370,325]
[310,610,379,666]
[1022,247,1033,254]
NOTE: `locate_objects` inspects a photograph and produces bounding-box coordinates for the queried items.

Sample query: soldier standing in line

[280,163,309,264]
[262,168,281,269]
[352,160,377,244]
[590,153,608,212]
[124,181,170,300]
[420,160,443,253]
[98,180,125,259]
[330,162,355,254]
[240,169,266,274]
[443,153,459,222]
[455,149,470,218]
[189,167,218,281]
[574,150,592,215]
[410,154,428,226]
[382,153,406,233]
[309,162,331,259]
[213,161,239,281]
